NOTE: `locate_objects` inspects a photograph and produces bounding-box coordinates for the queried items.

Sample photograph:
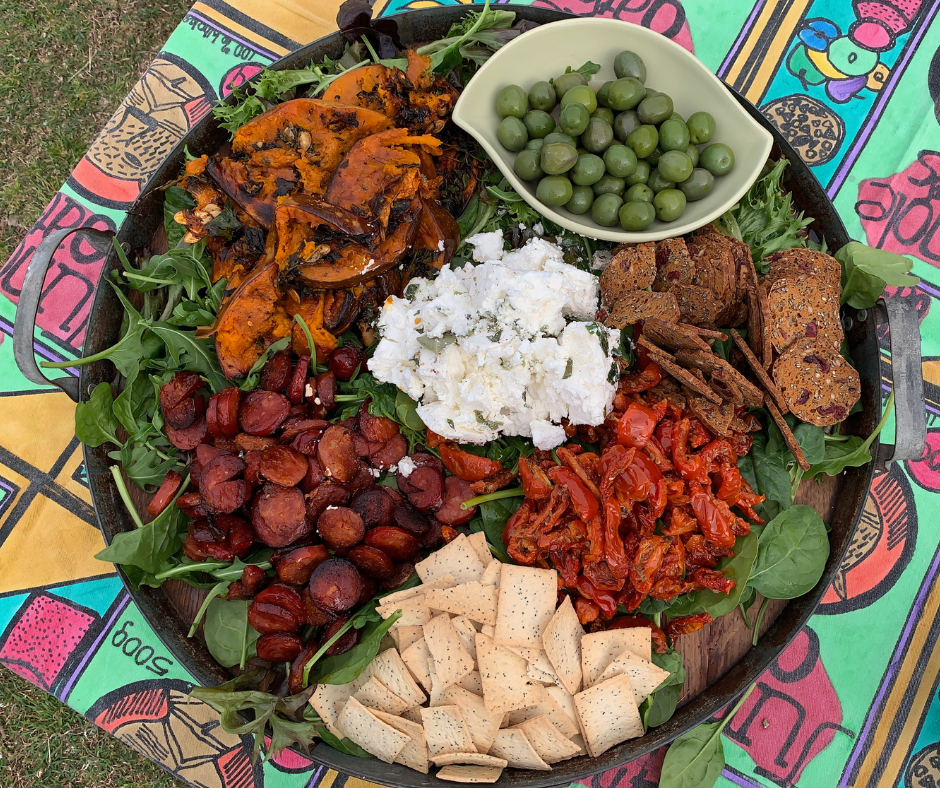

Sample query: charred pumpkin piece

[413,197,460,269]
[403,50,459,134]
[321,64,410,120]
[282,291,339,362]
[231,99,393,194]
[185,155,208,176]
[326,129,441,228]
[199,262,293,379]
[206,156,298,229]
[174,177,226,243]
[207,226,267,288]
[436,139,483,217]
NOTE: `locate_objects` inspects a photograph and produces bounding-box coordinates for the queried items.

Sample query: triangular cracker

[476,632,540,714]
[420,705,478,757]
[506,690,578,738]
[353,676,409,716]
[451,616,479,660]
[596,649,671,705]
[416,534,486,584]
[370,709,429,774]
[432,753,508,767]
[487,728,551,771]
[401,638,434,691]
[573,674,644,757]
[338,697,410,764]
[481,560,501,587]
[436,764,504,783]
[442,685,504,753]
[515,715,582,764]
[426,582,498,626]
[309,683,355,739]
[425,613,475,687]
[581,628,651,687]
[542,595,583,695]
[363,648,426,708]
[467,531,494,566]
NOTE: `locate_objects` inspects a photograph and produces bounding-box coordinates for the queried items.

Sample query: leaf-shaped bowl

[452,17,773,242]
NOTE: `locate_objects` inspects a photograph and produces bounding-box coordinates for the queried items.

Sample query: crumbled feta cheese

[398,456,417,478]
[371,468,382,477]
[314,397,322,405]
[437,240,445,251]
[592,249,613,271]
[533,222,544,235]
[305,383,315,398]
[369,237,617,446]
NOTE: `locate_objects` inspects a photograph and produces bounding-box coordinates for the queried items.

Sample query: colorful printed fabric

[0,1,937,786]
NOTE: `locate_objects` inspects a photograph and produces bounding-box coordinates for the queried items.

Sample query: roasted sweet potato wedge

[206,156,298,229]
[282,291,340,362]
[321,64,410,120]
[413,197,460,268]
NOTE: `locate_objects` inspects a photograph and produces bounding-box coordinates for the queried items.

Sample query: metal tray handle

[12,226,115,403]
[873,296,927,469]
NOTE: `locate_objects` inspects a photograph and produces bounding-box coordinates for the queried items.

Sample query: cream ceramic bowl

[452,17,773,242]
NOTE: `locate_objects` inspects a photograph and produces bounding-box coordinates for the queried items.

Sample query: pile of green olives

[494,50,736,232]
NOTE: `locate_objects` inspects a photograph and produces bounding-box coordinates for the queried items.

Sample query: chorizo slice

[258,445,309,487]
[348,544,395,580]
[287,356,311,404]
[242,564,268,595]
[166,416,208,451]
[244,450,264,486]
[280,417,328,443]
[255,583,307,622]
[164,397,196,430]
[226,516,256,557]
[148,470,183,518]
[353,433,384,458]
[248,601,302,634]
[359,405,400,443]
[160,371,203,413]
[252,483,310,547]
[308,558,363,614]
[290,429,321,456]
[434,476,477,526]
[347,462,377,493]
[318,507,366,551]
[397,454,445,512]
[392,502,431,536]
[177,492,208,518]
[288,640,318,695]
[305,482,351,523]
[369,433,408,470]
[256,632,303,662]
[239,390,290,436]
[351,488,395,529]
[236,433,278,453]
[300,456,325,493]
[322,616,360,655]
[213,388,241,438]
[201,455,249,514]
[302,586,336,626]
[275,544,330,585]
[364,526,420,562]
[183,534,210,561]
[260,351,292,391]
[317,425,359,483]
[382,562,417,591]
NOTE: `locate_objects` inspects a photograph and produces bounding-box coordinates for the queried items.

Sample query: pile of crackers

[310,533,670,782]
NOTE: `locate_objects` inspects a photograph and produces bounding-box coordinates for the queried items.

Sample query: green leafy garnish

[747,505,829,599]
[836,242,920,309]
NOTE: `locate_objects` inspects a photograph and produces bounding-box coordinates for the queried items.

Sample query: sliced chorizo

[300,456,325,493]
[392,502,431,535]
[176,492,207,518]
[359,405,400,443]
[260,351,292,392]
[239,391,290,436]
[258,445,308,487]
[213,388,241,438]
[318,507,366,551]
[353,433,384,458]
[206,397,221,438]
[147,470,183,517]
[164,397,196,430]
[302,587,335,627]
[275,544,330,585]
[241,564,268,595]
[252,484,309,547]
[287,355,311,404]
[236,433,278,453]
[308,559,363,615]
[290,429,321,456]
[329,345,365,381]
[369,433,408,470]
[226,516,256,557]
[317,425,359,483]
[243,450,264,486]
[315,371,337,412]
[248,601,301,634]
[201,540,236,562]
[434,476,478,526]
[196,443,229,466]
[346,462,377,493]
[351,488,395,529]
[182,534,210,561]
[420,518,444,550]
[288,640,317,695]
[191,518,224,542]
[397,454,445,512]
[348,545,395,580]
[256,632,302,662]
[364,526,421,562]
[160,372,202,413]
[254,583,307,622]
[280,417,328,443]
[165,416,208,451]
[321,616,360,656]
[382,562,417,591]
[358,576,377,605]
[201,455,249,514]
[305,483,351,523]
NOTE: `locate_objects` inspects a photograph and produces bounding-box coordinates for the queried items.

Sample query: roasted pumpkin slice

[174,177,227,243]
[231,99,393,194]
[206,156,298,229]
[199,261,292,379]
[403,50,459,134]
[282,290,339,362]
[413,197,460,269]
[321,64,410,120]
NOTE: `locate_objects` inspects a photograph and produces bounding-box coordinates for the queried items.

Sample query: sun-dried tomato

[618,402,659,448]
[547,466,598,521]
[630,536,670,596]
[576,574,618,619]
[519,457,553,501]
[690,483,736,549]
[551,550,582,589]
[693,568,736,594]
[439,440,502,482]
[665,612,713,637]
[574,596,601,626]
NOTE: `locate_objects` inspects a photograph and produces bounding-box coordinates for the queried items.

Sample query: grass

[0,1,191,784]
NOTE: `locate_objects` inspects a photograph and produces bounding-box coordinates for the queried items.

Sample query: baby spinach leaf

[75,383,121,448]
[737,431,791,520]
[188,581,231,637]
[95,501,188,574]
[469,496,518,563]
[793,421,825,465]
[149,323,228,393]
[310,612,400,685]
[660,684,755,788]
[748,505,829,599]
[836,242,920,309]
[668,530,759,619]
[204,598,261,668]
[639,649,686,729]
[807,391,893,478]
[110,443,181,491]
[315,727,373,757]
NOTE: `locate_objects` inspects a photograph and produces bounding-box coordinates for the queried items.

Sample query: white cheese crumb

[592,249,613,271]
[467,230,504,262]
[314,397,322,405]
[437,240,445,251]
[305,383,315,398]
[398,456,417,478]
[371,468,382,477]
[533,222,544,235]
[530,420,568,451]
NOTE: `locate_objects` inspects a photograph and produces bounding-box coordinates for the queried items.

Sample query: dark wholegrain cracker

[729,329,789,413]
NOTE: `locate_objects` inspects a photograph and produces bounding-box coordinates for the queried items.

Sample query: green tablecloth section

[0,0,938,786]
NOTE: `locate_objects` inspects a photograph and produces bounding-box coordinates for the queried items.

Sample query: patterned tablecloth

[0,0,937,786]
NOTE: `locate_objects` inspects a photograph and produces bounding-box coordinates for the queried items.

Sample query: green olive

[647,169,675,193]
[625,183,654,203]
[603,144,637,178]
[613,110,642,142]
[592,173,625,196]
[679,168,715,201]
[553,71,587,99]
[592,107,615,125]
[669,111,685,123]
[576,147,589,156]
[637,93,674,125]
[528,80,557,112]
[646,145,664,167]
[625,159,650,185]
[513,149,544,181]
[526,138,545,151]
[581,118,614,154]
[659,118,691,152]
[571,153,606,186]
[687,111,716,144]
[658,150,694,183]
[544,131,578,147]
[497,116,528,151]
[536,175,574,207]
[685,143,699,167]
[653,188,687,222]
[523,109,555,139]
[561,85,598,114]
[540,142,579,175]
[591,193,624,227]
[700,143,735,176]
[607,78,646,112]
[596,80,614,109]
[496,84,529,118]
[566,184,594,215]
[614,50,647,83]
[619,200,655,231]
[626,124,658,158]
[559,103,590,136]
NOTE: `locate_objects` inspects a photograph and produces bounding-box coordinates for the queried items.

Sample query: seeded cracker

[433,753,509,768]
[763,278,843,353]
[599,242,657,301]
[436,764,505,783]
[425,613,475,686]
[378,597,432,627]
[467,531,494,566]
[766,401,810,471]
[338,697,410,763]
[641,319,711,352]
[458,670,485,696]
[310,683,356,739]
[420,705,478,757]
[353,676,410,715]
[542,595,584,695]
[442,685,504,752]
[729,329,789,412]
[416,534,487,584]
[425,582,498,626]
[476,632,539,713]
[667,283,723,325]
[451,616,479,660]
[638,338,721,404]
[672,349,764,408]
[515,715,582,764]
[603,291,680,328]
[481,560,501,587]
[772,338,861,426]
[653,237,696,291]
[506,691,579,738]
[687,394,735,436]
[546,685,581,733]
[401,638,434,692]
[573,674,644,757]
[363,648,427,708]
[595,649,672,705]
[370,708,430,774]
[394,625,426,654]
[494,564,558,647]
[581,628,651,687]
[487,729,552,771]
